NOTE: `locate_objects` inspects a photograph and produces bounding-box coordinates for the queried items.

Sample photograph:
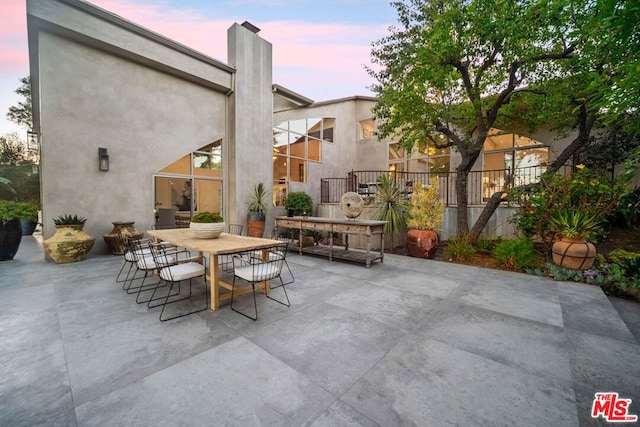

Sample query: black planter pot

[20,219,38,236]
[0,219,23,261]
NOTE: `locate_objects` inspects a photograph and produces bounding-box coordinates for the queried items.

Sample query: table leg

[380,232,385,263]
[210,253,220,310]
[366,234,371,268]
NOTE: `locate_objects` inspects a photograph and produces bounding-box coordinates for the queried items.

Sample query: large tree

[369,0,635,241]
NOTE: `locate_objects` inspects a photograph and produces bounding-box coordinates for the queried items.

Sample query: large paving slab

[1,236,638,426]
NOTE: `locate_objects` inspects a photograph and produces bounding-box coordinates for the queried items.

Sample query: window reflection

[272,117,333,205]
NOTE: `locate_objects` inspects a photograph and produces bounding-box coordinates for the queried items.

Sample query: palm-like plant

[373,174,409,253]
[247,183,271,217]
[549,208,603,243]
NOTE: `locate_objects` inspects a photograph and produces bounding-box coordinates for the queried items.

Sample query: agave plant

[549,208,603,243]
[53,214,87,226]
[373,174,409,252]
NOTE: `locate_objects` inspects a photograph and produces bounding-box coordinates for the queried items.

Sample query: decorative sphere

[340,192,364,219]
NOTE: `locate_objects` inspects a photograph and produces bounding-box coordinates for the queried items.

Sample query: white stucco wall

[29,0,233,256]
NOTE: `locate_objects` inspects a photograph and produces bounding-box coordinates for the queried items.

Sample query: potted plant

[190,211,225,239]
[43,214,96,263]
[406,178,444,258]
[283,191,315,244]
[373,174,409,254]
[284,191,314,216]
[19,202,40,236]
[549,208,602,270]
[247,183,270,237]
[0,200,24,261]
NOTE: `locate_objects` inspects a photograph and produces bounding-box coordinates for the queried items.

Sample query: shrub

[406,178,444,230]
[191,212,223,223]
[446,236,476,261]
[476,238,499,255]
[284,192,314,216]
[508,166,626,248]
[493,238,538,270]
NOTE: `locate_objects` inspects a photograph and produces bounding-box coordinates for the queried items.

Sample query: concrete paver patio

[1,236,638,426]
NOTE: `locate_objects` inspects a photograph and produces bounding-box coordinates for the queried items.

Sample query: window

[388,141,450,176]
[272,118,334,206]
[154,139,224,225]
[359,119,375,139]
[482,129,548,199]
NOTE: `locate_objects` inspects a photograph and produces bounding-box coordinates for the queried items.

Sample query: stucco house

[27,0,628,257]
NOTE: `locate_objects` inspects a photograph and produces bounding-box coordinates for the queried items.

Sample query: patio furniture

[231,243,290,321]
[219,224,244,272]
[118,236,162,294]
[146,228,283,310]
[274,216,386,267]
[146,243,208,321]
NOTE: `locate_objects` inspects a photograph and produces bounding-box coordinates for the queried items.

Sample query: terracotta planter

[406,229,439,259]
[0,219,23,261]
[552,237,596,270]
[247,211,265,237]
[44,225,95,263]
[103,221,143,254]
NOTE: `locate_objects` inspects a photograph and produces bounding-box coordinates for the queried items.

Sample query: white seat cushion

[235,263,280,282]
[125,247,151,262]
[160,262,205,281]
[137,254,175,270]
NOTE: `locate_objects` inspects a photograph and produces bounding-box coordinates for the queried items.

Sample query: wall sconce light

[27,131,40,151]
[98,147,109,171]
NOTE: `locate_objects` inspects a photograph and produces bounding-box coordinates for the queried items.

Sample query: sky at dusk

[0,0,397,137]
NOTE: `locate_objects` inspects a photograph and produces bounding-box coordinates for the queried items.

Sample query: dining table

[147,228,282,310]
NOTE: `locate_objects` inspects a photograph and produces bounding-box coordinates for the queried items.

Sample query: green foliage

[475,238,499,255]
[607,249,640,264]
[493,238,538,270]
[6,76,32,129]
[53,214,87,226]
[406,178,444,231]
[373,174,409,237]
[0,200,37,221]
[191,212,223,223]
[0,200,25,221]
[446,236,476,261]
[0,132,40,205]
[509,166,626,248]
[247,183,270,215]
[549,208,603,242]
[17,202,38,221]
[612,187,640,227]
[284,192,313,216]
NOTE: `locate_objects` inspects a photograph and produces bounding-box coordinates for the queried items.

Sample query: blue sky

[0,0,397,137]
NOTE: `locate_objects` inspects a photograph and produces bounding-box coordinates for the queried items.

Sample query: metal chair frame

[230,243,290,321]
[146,243,209,321]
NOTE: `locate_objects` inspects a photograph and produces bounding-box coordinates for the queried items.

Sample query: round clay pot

[44,225,95,263]
[552,237,596,270]
[406,229,439,259]
[103,221,143,254]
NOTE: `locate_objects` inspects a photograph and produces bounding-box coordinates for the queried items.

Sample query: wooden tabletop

[147,229,282,255]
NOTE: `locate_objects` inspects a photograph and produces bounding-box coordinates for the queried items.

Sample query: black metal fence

[321,165,573,206]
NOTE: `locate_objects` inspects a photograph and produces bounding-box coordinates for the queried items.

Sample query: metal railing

[320,165,573,206]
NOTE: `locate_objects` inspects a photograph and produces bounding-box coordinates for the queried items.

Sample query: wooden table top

[147,229,282,255]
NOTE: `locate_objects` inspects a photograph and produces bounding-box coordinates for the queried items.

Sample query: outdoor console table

[274,216,386,267]
[147,228,281,310]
